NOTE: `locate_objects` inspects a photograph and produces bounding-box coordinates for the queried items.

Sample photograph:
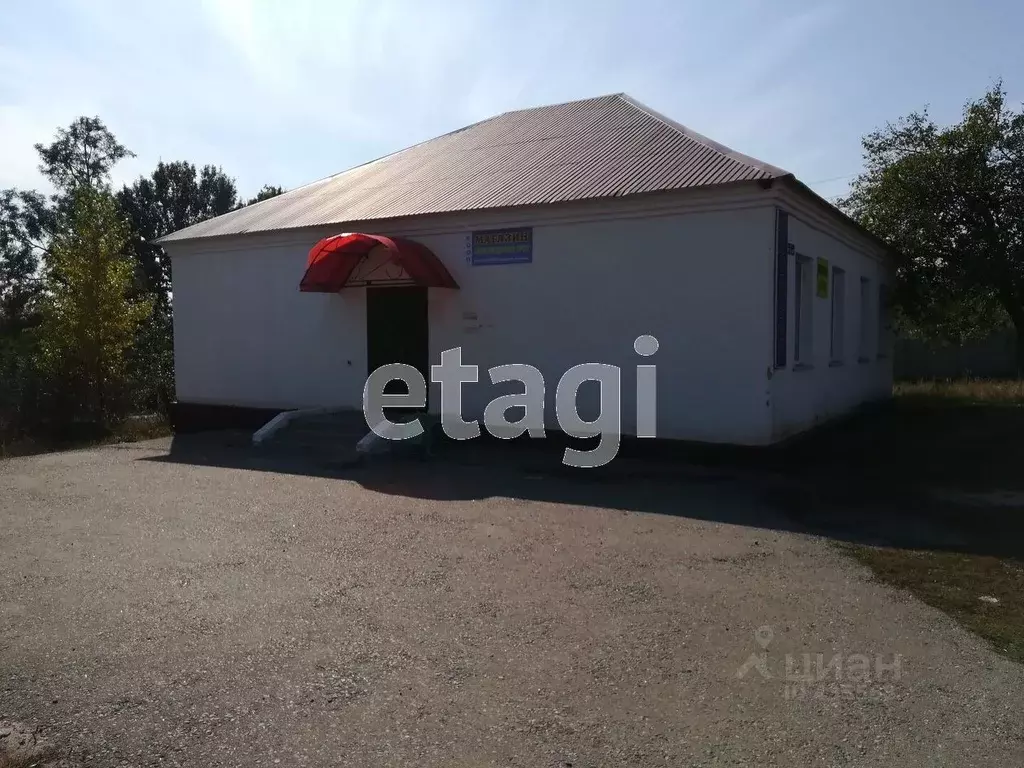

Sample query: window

[877,284,890,358]
[794,255,813,365]
[859,277,872,361]
[830,267,846,363]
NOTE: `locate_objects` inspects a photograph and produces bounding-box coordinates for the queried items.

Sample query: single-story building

[159,93,892,445]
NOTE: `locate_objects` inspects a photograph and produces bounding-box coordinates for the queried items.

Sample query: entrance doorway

[366,286,429,405]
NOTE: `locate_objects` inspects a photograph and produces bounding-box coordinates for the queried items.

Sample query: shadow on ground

[142,398,1024,560]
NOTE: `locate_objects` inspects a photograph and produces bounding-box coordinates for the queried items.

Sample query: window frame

[858,276,872,362]
[830,266,846,364]
[793,254,814,367]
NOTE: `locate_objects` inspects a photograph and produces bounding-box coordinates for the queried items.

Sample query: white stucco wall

[769,199,894,441]
[171,244,370,412]
[169,192,779,444]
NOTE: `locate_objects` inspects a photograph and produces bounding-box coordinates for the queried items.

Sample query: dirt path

[1,438,1022,766]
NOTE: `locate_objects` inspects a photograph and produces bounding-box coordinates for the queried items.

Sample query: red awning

[299,233,458,292]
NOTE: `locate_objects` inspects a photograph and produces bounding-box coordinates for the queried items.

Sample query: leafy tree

[0,189,50,335]
[0,117,133,438]
[118,161,240,301]
[124,303,175,414]
[36,187,152,424]
[35,117,133,194]
[5,114,286,432]
[2,116,129,334]
[841,84,1024,373]
[246,184,285,206]
[0,190,45,430]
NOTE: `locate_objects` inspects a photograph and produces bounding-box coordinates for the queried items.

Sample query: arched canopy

[299,233,458,292]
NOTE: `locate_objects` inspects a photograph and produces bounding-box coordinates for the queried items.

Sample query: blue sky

[2,0,1021,201]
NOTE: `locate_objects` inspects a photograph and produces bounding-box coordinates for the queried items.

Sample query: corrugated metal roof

[158,93,791,243]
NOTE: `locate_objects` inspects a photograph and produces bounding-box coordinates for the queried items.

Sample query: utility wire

[806,172,860,185]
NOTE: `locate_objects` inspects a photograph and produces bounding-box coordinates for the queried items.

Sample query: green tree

[0,189,50,335]
[35,116,133,194]
[3,116,130,333]
[841,84,1024,373]
[36,187,152,425]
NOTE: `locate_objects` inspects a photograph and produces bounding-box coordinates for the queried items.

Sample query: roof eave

[151,181,776,248]
[775,174,896,262]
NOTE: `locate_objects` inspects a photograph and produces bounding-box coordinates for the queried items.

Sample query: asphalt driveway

[1,436,1022,766]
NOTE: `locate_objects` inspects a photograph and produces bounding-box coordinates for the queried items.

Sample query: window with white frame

[830,267,846,362]
[859,276,872,360]
[794,255,813,365]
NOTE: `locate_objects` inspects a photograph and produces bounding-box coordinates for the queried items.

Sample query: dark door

[366,286,429,406]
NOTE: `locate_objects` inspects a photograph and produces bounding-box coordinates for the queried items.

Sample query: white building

[160,94,892,446]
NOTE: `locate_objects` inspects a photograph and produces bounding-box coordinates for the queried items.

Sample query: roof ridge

[489,92,624,119]
[615,94,789,178]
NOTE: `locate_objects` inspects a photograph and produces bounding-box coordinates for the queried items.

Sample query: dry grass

[114,414,171,443]
[848,546,1024,664]
[895,378,1024,403]
[0,415,170,459]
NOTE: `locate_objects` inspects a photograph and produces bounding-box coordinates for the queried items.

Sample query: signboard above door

[469,227,532,266]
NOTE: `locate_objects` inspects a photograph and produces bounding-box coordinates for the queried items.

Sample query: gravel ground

[1,436,1022,767]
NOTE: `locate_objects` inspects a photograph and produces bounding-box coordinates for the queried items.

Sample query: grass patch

[895,378,1024,404]
[847,545,1024,664]
[0,415,170,459]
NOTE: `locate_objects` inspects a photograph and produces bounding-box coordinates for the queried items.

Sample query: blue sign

[471,227,532,266]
